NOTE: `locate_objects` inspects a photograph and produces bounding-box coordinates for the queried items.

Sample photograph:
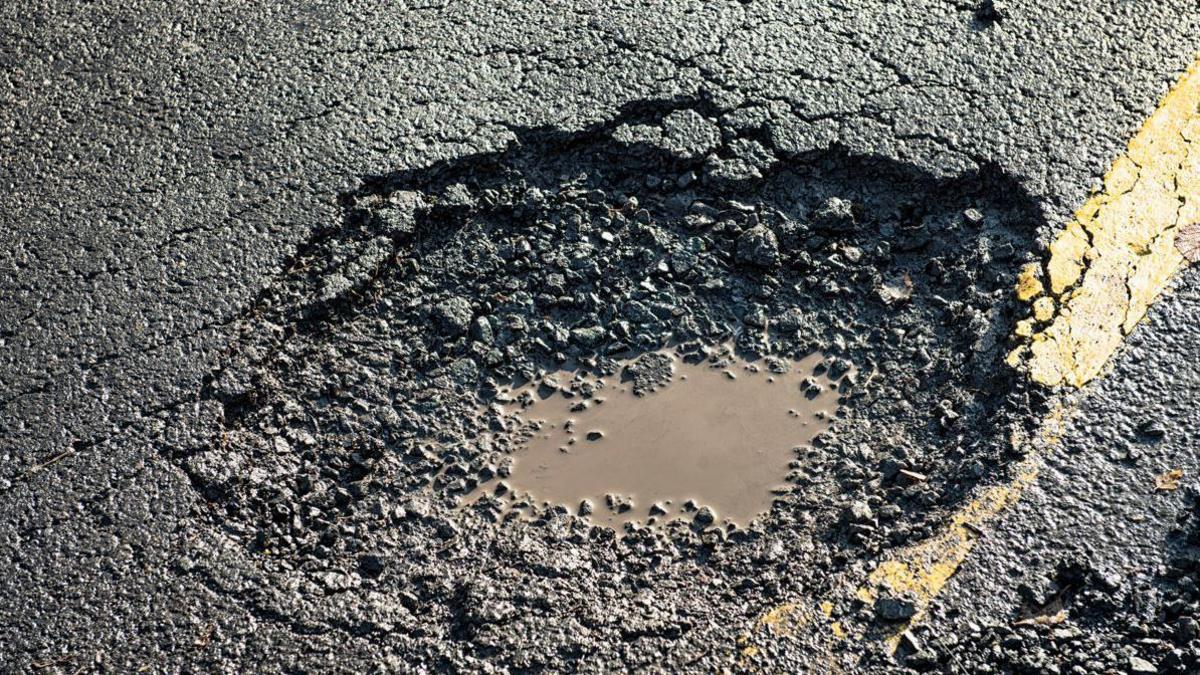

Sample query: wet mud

[474,347,847,529]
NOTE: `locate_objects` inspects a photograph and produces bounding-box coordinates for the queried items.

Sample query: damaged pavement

[2,1,1200,673]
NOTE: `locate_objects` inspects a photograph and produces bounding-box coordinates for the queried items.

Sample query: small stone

[905,649,939,671]
[1032,296,1056,322]
[844,500,873,523]
[605,493,633,513]
[358,554,385,575]
[813,197,855,229]
[1138,419,1167,439]
[735,225,780,268]
[742,307,768,329]
[649,502,668,517]
[1128,656,1157,674]
[586,430,604,441]
[1177,616,1199,642]
[876,596,918,621]
[694,506,716,526]
[963,208,985,225]
[1097,570,1123,591]
[432,297,473,336]
[975,0,1009,23]
[570,326,607,348]
[900,629,923,653]
[448,356,479,383]
[623,352,675,395]
[470,316,494,343]
[578,499,594,517]
[877,272,914,306]
[775,308,807,331]
[440,182,474,207]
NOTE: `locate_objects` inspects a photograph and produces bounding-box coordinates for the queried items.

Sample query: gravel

[166,100,1054,670]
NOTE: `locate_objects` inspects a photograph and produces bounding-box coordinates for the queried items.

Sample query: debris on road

[1155,468,1183,491]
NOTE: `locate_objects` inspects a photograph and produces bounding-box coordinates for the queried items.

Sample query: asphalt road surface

[3,2,1199,673]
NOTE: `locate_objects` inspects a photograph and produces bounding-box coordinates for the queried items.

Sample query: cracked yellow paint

[850,402,1069,650]
[1032,296,1055,322]
[1013,56,1200,387]
[742,55,1200,668]
[737,602,835,672]
[746,406,1069,658]
[856,455,1042,648]
[1015,262,1045,301]
[758,603,806,635]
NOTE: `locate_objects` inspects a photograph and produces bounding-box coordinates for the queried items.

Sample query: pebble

[1138,419,1167,439]
[432,296,474,336]
[735,224,780,268]
[1128,656,1157,674]
[876,596,917,621]
[844,501,873,523]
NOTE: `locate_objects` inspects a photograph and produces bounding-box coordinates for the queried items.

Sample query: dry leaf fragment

[1178,222,1200,263]
[1156,468,1183,491]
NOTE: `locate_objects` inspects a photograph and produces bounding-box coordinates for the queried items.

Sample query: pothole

[178,98,1052,662]
[470,346,850,529]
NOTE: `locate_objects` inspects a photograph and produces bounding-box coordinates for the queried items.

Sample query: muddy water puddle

[474,347,850,529]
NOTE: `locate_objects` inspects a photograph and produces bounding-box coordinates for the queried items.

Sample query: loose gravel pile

[171,101,1053,670]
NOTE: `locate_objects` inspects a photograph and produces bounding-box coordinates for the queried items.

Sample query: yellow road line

[741,406,1067,666]
[1009,56,1200,387]
[852,405,1068,649]
[745,54,1200,665]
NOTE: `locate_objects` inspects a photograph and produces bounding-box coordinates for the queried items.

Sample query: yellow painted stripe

[853,405,1067,648]
[744,54,1200,663]
[1009,56,1200,387]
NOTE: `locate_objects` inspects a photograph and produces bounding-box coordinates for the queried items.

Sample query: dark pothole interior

[173,100,1051,664]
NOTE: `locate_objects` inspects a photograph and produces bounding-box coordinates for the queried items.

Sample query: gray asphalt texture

[2,2,1199,673]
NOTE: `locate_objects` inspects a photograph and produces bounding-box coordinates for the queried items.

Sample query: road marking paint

[744,54,1200,664]
[854,52,1200,643]
[1009,56,1200,387]
[741,404,1069,659]
[852,411,1062,648]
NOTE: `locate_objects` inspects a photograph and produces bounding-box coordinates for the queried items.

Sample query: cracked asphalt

[2,2,1199,672]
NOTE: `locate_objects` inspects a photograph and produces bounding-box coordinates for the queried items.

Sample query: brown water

[480,348,848,529]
